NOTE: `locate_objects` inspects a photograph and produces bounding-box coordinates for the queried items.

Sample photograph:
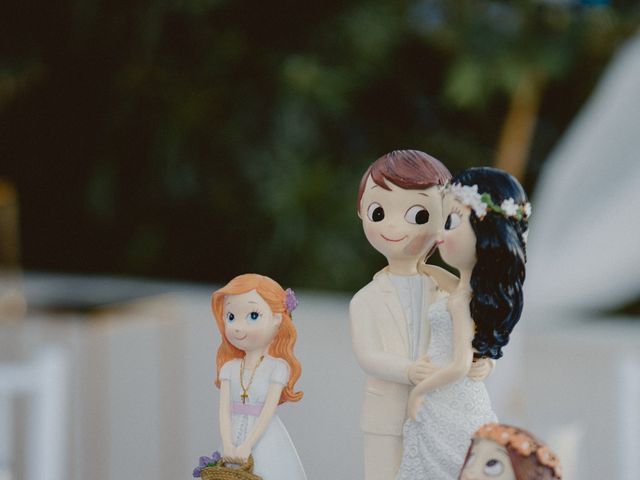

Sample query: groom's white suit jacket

[350,264,448,436]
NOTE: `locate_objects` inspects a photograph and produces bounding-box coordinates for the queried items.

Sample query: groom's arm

[350,293,413,385]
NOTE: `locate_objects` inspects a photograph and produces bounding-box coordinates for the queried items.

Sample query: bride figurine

[397,167,531,480]
[212,273,307,480]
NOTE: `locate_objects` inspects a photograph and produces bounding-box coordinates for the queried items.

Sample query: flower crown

[474,424,562,479]
[445,183,532,221]
[284,288,298,314]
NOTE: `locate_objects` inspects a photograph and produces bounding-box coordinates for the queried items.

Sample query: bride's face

[460,438,516,480]
[438,195,477,273]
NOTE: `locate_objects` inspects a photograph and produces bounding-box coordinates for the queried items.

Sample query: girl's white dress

[219,356,307,480]
[397,296,498,480]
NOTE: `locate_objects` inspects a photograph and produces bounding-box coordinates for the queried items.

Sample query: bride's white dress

[219,356,307,480]
[397,296,498,480]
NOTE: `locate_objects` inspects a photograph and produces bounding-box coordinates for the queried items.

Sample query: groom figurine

[350,150,493,480]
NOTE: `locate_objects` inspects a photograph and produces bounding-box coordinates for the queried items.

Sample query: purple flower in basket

[193,451,222,477]
[285,288,298,313]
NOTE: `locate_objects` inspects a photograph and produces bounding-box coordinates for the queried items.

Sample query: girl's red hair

[212,273,303,405]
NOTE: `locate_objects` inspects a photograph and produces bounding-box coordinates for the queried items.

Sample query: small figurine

[459,423,562,480]
[350,151,495,480]
[397,167,531,480]
[211,273,307,480]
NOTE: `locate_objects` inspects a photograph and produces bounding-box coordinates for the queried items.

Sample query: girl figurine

[397,167,531,480]
[459,423,563,480]
[212,273,307,480]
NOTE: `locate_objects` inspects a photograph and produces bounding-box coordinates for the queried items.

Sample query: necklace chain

[239,355,264,404]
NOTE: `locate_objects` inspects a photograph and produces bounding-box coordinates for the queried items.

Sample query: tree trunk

[494,72,544,180]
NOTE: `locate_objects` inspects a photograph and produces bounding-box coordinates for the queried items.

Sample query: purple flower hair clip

[285,288,299,314]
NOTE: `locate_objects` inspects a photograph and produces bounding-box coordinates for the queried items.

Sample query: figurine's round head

[442,167,530,359]
[357,150,451,264]
[459,423,562,480]
[212,274,303,403]
[220,288,282,353]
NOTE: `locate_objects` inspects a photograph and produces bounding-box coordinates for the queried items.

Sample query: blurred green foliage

[1,0,638,290]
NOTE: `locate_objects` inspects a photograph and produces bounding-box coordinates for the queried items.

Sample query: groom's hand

[408,356,439,385]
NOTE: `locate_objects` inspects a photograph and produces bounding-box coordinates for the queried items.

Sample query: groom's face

[359,175,444,263]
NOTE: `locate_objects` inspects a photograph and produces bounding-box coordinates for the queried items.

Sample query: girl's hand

[222,444,236,461]
[234,443,252,463]
[407,390,423,421]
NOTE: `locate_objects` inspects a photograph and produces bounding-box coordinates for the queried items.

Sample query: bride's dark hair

[450,167,528,360]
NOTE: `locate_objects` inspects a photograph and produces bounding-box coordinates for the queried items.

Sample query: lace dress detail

[396,297,497,480]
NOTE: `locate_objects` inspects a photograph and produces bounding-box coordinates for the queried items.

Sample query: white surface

[0,348,68,480]
[616,353,640,480]
[521,314,640,480]
[1,277,364,480]
[2,272,640,480]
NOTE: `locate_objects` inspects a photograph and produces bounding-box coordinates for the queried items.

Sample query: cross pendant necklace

[239,355,264,404]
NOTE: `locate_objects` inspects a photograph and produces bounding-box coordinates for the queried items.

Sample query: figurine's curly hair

[451,167,528,360]
[460,424,562,480]
[212,273,303,404]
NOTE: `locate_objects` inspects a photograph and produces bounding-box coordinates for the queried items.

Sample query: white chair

[0,348,69,480]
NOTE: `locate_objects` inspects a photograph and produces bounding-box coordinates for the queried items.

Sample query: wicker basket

[200,456,262,480]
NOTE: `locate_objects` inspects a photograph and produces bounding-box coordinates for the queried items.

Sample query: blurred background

[1,1,639,479]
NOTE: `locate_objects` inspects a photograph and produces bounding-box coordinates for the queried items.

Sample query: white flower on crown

[473,200,488,218]
[447,182,532,220]
[448,183,487,218]
[500,198,518,217]
[522,229,529,244]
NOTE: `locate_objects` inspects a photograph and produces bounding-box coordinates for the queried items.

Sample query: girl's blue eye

[248,311,260,321]
[226,312,235,322]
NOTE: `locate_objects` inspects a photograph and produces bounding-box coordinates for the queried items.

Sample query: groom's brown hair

[356,149,451,212]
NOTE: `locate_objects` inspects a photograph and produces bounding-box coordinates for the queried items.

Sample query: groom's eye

[405,206,430,225]
[367,202,385,222]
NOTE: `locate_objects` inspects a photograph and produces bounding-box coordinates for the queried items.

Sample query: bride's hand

[468,357,495,381]
[407,390,423,421]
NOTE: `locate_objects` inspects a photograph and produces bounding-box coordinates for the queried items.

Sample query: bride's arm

[233,383,284,461]
[422,265,493,381]
[407,293,475,420]
[422,264,459,293]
